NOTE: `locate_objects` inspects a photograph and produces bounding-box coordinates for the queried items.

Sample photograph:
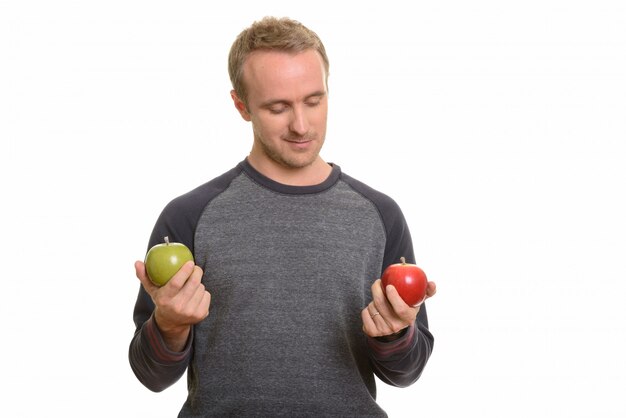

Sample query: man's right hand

[135,260,211,352]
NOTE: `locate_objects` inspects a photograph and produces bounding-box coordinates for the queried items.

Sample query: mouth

[283,138,314,151]
[284,137,313,144]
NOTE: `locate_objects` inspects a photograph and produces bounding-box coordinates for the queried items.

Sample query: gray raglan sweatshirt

[129,159,434,417]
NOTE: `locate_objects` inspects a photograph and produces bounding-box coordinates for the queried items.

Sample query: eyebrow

[260,91,327,108]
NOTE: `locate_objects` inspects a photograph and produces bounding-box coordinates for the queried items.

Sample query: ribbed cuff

[367,324,417,359]
[143,315,192,363]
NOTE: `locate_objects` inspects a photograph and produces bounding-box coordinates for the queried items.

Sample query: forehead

[242,49,327,100]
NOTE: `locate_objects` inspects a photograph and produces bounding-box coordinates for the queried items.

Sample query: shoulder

[339,170,415,266]
[149,163,244,250]
[163,164,244,215]
[339,171,404,220]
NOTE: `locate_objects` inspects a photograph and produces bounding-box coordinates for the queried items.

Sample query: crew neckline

[239,158,341,195]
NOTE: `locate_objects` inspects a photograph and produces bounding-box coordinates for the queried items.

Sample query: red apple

[381,257,428,307]
[144,236,194,287]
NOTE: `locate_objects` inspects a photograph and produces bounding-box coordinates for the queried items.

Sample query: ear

[230,90,251,121]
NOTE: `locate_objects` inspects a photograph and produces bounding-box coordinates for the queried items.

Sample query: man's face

[234,49,328,170]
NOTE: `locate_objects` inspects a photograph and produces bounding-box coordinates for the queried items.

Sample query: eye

[268,104,288,114]
[305,98,322,107]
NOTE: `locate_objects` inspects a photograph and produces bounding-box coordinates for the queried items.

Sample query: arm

[129,260,211,392]
[128,187,217,391]
[128,296,193,392]
[128,174,235,391]
[362,189,436,387]
[364,288,435,387]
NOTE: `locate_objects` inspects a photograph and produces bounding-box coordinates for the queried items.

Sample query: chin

[292,149,325,166]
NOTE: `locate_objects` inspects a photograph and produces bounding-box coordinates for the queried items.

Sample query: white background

[1,1,625,417]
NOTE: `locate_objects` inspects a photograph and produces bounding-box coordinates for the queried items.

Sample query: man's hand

[135,260,211,351]
[362,279,436,339]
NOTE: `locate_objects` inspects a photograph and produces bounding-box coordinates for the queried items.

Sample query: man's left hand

[361,279,436,339]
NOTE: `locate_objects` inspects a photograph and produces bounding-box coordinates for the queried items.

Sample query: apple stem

[164,236,170,245]
[400,256,406,264]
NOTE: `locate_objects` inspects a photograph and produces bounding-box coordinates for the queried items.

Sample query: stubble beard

[256,132,324,170]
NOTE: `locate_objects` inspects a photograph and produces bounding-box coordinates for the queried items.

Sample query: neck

[246,155,332,186]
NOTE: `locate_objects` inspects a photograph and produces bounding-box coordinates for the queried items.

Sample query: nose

[289,105,309,136]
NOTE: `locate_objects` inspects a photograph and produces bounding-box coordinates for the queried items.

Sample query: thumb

[384,284,406,308]
[135,260,158,295]
[425,281,437,299]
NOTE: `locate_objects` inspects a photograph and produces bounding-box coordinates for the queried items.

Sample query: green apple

[144,236,194,286]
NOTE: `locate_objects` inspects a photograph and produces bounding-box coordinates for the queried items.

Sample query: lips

[283,135,314,144]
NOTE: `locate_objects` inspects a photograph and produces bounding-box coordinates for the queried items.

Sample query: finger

[426,281,437,298]
[200,291,212,319]
[371,280,396,321]
[367,302,381,319]
[366,302,394,336]
[370,279,389,312]
[167,265,208,323]
[163,260,196,292]
[187,285,211,321]
[176,264,205,302]
[368,281,410,336]
[361,307,380,337]
[135,260,158,295]
[385,285,419,325]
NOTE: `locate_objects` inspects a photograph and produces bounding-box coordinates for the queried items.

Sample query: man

[129,16,436,417]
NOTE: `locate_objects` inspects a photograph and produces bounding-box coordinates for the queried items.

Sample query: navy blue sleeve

[128,165,242,391]
[342,173,435,387]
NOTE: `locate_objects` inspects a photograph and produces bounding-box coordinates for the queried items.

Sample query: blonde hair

[228,17,330,105]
